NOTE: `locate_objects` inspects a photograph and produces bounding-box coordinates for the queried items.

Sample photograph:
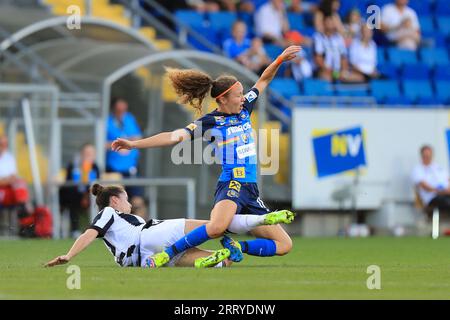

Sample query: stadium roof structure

[0,4,267,170]
[0,4,156,91]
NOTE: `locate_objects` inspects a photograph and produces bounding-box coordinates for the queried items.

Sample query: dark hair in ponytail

[90,183,125,211]
[165,67,238,114]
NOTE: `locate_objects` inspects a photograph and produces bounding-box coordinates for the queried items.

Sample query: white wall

[292,108,450,210]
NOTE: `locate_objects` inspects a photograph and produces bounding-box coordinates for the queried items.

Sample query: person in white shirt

[412,145,450,210]
[381,0,421,50]
[349,25,378,81]
[0,135,18,187]
[254,0,289,46]
[45,184,294,268]
[313,15,362,82]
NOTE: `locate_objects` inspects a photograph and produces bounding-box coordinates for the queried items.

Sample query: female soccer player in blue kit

[112,45,301,267]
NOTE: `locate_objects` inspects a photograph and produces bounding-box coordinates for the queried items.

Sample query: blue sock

[239,239,277,257]
[165,225,211,259]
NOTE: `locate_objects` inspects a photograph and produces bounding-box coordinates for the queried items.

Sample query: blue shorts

[213,180,271,215]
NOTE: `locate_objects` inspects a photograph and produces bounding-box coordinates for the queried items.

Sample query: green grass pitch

[0,237,449,299]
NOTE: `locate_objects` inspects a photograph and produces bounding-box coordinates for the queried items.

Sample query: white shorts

[139,218,186,267]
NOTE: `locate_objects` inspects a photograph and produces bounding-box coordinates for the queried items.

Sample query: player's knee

[206,223,226,238]
[276,237,293,256]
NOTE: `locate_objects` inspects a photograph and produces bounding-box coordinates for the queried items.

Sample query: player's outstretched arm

[44,229,98,267]
[111,129,190,152]
[253,45,301,94]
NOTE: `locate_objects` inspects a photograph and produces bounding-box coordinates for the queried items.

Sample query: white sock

[214,261,226,268]
[227,214,266,234]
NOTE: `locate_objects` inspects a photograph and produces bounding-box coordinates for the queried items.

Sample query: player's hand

[45,255,70,267]
[279,45,302,62]
[111,138,134,152]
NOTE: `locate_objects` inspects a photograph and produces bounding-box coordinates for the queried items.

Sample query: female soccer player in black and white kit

[45,184,292,268]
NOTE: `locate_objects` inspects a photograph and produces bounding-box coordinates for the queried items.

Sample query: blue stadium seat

[403,80,434,104]
[377,47,386,65]
[269,79,301,99]
[187,26,219,52]
[409,0,431,15]
[420,48,450,67]
[174,10,205,29]
[383,96,412,107]
[301,27,316,37]
[435,0,450,16]
[377,62,399,79]
[264,44,283,60]
[253,0,269,10]
[303,79,334,96]
[435,81,450,104]
[370,79,401,104]
[335,88,369,97]
[287,13,305,32]
[208,12,237,34]
[419,16,435,34]
[338,0,360,17]
[421,31,447,48]
[436,17,450,36]
[434,64,450,81]
[387,48,418,67]
[401,63,430,80]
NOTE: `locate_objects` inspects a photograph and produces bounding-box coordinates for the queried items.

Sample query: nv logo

[229,180,241,192]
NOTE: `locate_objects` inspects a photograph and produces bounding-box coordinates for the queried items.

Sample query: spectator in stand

[238,37,271,74]
[106,98,145,212]
[59,143,100,238]
[313,15,362,82]
[343,8,363,46]
[223,21,252,60]
[349,24,379,82]
[285,49,313,82]
[412,145,450,213]
[314,0,345,36]
[254,0,290,47]
[0,135,31,235]
[381,0,421,51]
[0,135,18,191]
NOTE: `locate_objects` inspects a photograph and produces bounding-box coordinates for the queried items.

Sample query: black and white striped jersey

[88,206,145,267]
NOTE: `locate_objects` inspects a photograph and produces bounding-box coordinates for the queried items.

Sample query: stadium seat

[377,47,386,65]
[408,0,431,15]
[287,13,305,32]
[387,48,418,67]
[402,80,434,104]
[435,81,450,104]
[174,10,205,29]
[338,0,361,17]
[303,79,334,96]
[383,96,412,107]
[421,31,447,48]
[419,48,449,67]
[187,26,219,52]
[401,63,430,80]
[418,16,435,34]
[335,88,369,97]
[208,12,237,35]
[433,64,450,81]
[377,62,399,79]
[269,79,301,99]
[435,0,450,16]
[370,79,401,104]
[264,44,284,60]
[436,17,450,36]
